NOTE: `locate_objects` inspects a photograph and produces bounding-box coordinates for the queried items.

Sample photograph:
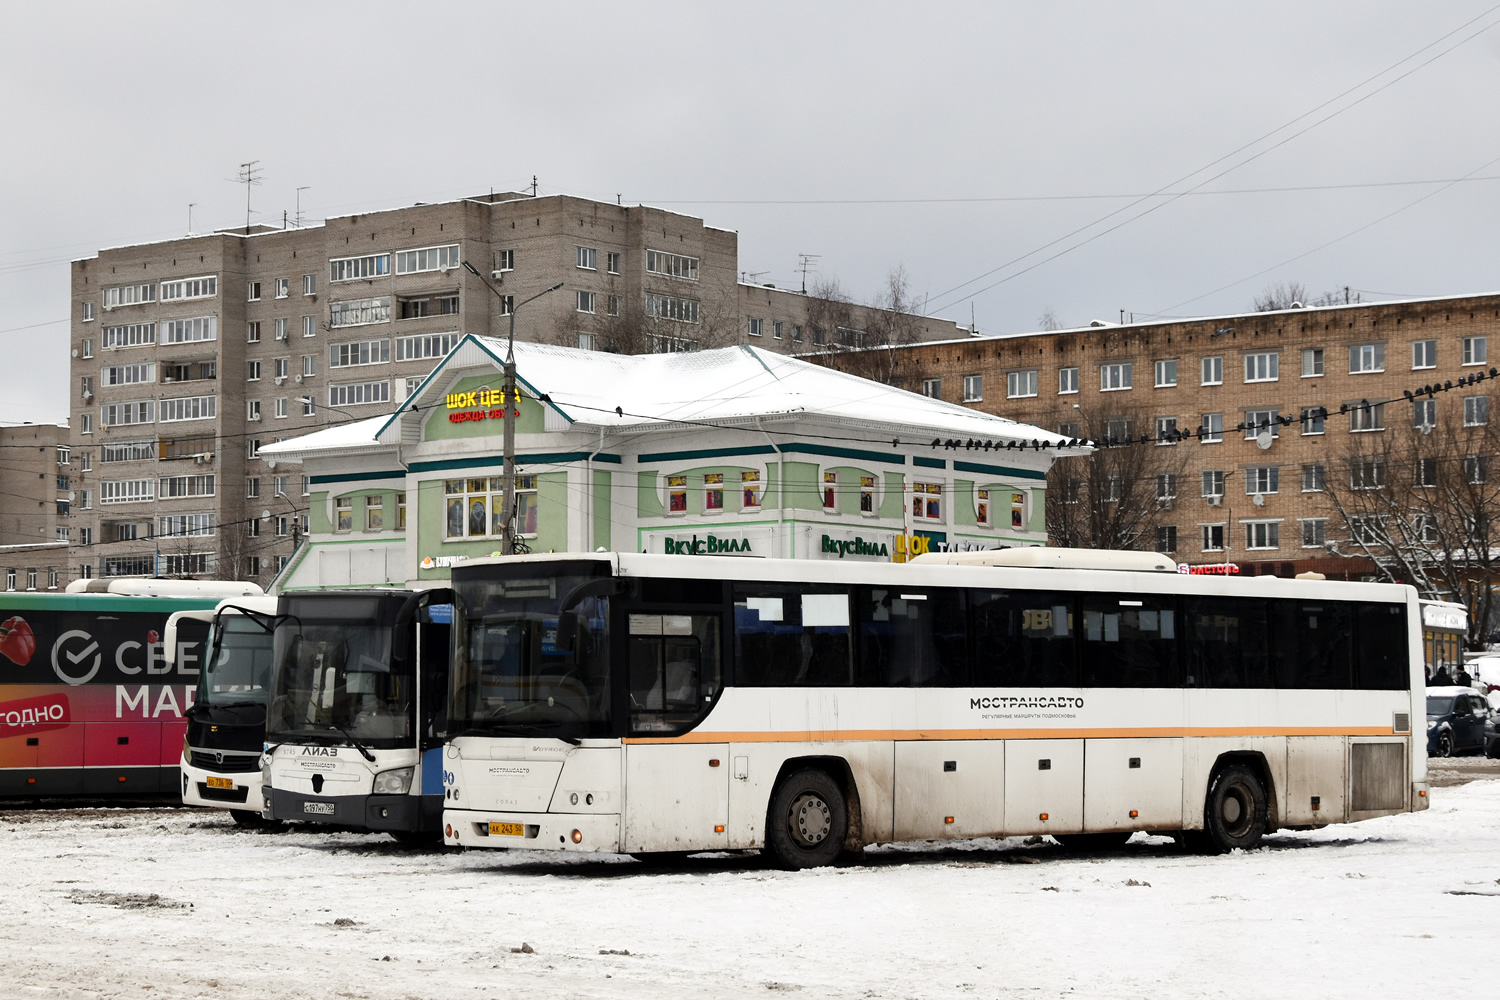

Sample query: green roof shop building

[257,339,1085,589]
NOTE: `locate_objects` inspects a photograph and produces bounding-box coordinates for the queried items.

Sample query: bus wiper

[314,723,378,762]
[194,700,264,713]
[457,724,582,747]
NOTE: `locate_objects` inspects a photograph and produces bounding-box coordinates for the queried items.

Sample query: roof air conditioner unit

[1206,495,1222,507]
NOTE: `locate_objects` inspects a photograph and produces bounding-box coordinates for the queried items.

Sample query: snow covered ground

[2,774,1497,1000]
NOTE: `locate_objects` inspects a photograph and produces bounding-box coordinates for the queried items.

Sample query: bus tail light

[445,824,453,838]
[714,825,725,833]
[571,829,582,844]
[1418,789,1427,798]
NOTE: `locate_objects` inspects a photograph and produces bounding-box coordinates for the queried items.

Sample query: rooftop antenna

[797,253,821,294]
[237,160,262,235]
[187,203,196,235]
[295,186,311,228]
[532,175,538,198]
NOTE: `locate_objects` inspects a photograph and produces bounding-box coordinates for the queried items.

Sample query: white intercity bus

[441,550,1425,867]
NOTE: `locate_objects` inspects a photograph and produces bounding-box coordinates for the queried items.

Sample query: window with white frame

[1246,466,1278,494]
[273,476,287,497]
[302,354,316,377]
[1006,370,1038,398]
[911,482,942,522]
[495,250,515,272]
[246,477,260,498]
[248,281,261,301]
[1351,458,1385,490]
[158,513,215,538]
[1244,408,1279,439]
[645,292,699,323]
[162,316,217,344]
[1413,513,1439,544]
[1413,340,1437,369]
[1301,347,1324,377]
[1201,355,1224,385]
[329,339,390,367]
[1156,473,1177,501]
[772,320,782,340]
[1199,412,1223,442]
[81,414,93,434]
[576,291,596,314]
[247,400,261,420]
[275,277,289,298]
[1349,401,1385,432]
[302,396,316,416]
[100,479,153,504]
[247,438,261,460]
[976,488,993,525]
[1416,457,1437,488]
[102,323,156,349]
[606,251,621,275]
[1302,463,1325,492]
[159,276,217,301]
[1244,521,1280,550]
[274,318,289,341]
[328,297,390,328]
[1467,455,1488,484]
[395,332,458,362]
[1100,362,1132,391]
[80,338,94,358]
[1413,399,1436,429]
[329,254,391,282]
[103,362,155,386]
[395,244,460,274]
[922,378,941,399]
[101,400,154,427]
[247,360,261,381]
[576,246,597,270]
[159,395,216,423]
[1201,524,1226,551]
[303,274,317,296]
[159,475,215,498]
[747,317,763,337]
[303,316,317,337]
[962,374,983,402]
[1059,367,1079,394]
[275,398,288,419]
[1301,406,1326,435]
[1153,359,1177,387]
[1301,518,1326,548]
[364,494,384,531]
[274,357,289,380]
[443,476,538,539]
[103,283,155,308]
[1244,352,1278,382]
[1156,525,1178,552]
[1464,336,1487,366]
[1202,470,1225,497]
[1155,416,1178,444]
[1465,395,1489,426]
[645,249,698,281]
[704,474,725,512]
[329,381,390,406]
[81,302,95,322]
[821,472,838,512]
[861,476,877,516]
[1349,343,1384,373]
[1100,476,1123,503]
[742,471,763,510]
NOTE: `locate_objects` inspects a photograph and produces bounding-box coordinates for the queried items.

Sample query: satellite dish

[1252,493,1265,507]
[1255,428,1274,450]
[260,510,271,522]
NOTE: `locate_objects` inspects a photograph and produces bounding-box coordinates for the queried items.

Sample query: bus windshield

[267,595,411,747]
[450,563,612,739]
[198,615,275,708]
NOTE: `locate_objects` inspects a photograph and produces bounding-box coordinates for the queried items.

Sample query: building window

[1244,352,1279,383]
[158,514,215,538]
[329,253,391,282]
[1466,455,1488,485]
[1202,470,1225,497]
[272,277,288,298]
[962,374,983,402]
[4,569,12,591]
[272,357,288,380]
[247,400,262,421]
[1301,518,1326,548]
[303,274,317,296]
[1464,336,1487,366]
[822,472,838,512]
[1352,459,1385,490]
[643,292,700,324]
[248,281,262,302]
[1244,409,1279,440]
[335,497,352,532]
[1245,521,1280,550]
[1201,356,1223,386]
[81,338,94,358]
[1349,401,1385,432]
[791,325,803,343]
[495,250,515,272]
[1006,370,1038,398]
[303,316,317,337]
[747,317,763,337]
[275,397,288,419]
[79,527,93,545]
[606,251,621,274]
[1200,412,1223,443]
[772,321,783,340]
[704,474,724,512]
[328,381,391,406]
[1096,475,1122,502]
[1103,417,1132,445]
[976,488,992,526]
[102,282,156,309]
[246,477,260,498]
[159,395,217,423]
[1302,464,1326,492]
[1156,473,1177,501]
[605,295,619,317]
[159,475,215,499]
[396,493,406,529]
[576,246,597,271]
[1153,359,1177,387]
[1301,348,1324,377]
[99,479,154,504]
[742,471,763,510]
[576,291,595,314]
[645,249,699,281]
[576,332,596,351]
[667,475,687,514]
[1349,343,1385,374]
[102,363,153,387]
[912,482,942,522]
[1059,367,1079,394]
[302,396,316,416]
[329,339,390,367]
[365,495,383,531]
[26,569,37,591]
[1100,362,1132,391]
[247,360,261,382]
[1413,340,1437,369]
[443,477,536,538]
[1465,395,1489,426]
[274,318,289,342]
[1301,406,1326,435]
[1414,514,1439,544]
[1154,525,1177,552]
[395,244,460,274]
[161,316,217,344]
[79,452,92,472]
[1416,457,1437,488]
[1413,399,1436,429]
[1246,467,1279,495]
[1155,416,1178,444]
[82,302,95,322]
[328,297,390,328]
[247,438,261,460]
[102,322,156,349]
[159,276,218,301]
[1201,524,1225,552]
[922,378,942,399]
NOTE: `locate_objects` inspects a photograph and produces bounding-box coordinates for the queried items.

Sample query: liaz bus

[164,595,279,826]
[0,580,262,798]
[261,588,452,842]
[440,550,1425,868]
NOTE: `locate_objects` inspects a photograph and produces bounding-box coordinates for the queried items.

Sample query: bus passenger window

[857,587,968,686]
[971,591,1078,687]
[733,586,853,686]
[1272,601,1353,689]
[1079,595,1179,687]
[1356,604,1408,690]
[1184,598,1271,687]
[628,613,721,733]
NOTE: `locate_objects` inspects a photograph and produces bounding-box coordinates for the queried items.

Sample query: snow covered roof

[261,339,1086,461]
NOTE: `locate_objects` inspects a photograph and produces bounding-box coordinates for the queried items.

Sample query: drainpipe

[754,419,786,558]
[584,427,607,552]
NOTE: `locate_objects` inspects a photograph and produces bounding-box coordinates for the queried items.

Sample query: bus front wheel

[1201,764,1267,853]
[766,769,847,870]
[230,810,282,830]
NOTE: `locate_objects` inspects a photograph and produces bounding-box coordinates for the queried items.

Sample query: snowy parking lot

[2,765,1497,1000]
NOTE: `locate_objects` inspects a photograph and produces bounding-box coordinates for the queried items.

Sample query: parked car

[1468,656,1500,695]
[1426,687,1491,757]
[1486,704,1500,759]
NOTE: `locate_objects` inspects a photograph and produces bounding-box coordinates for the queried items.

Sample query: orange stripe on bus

[622,726,1397,745]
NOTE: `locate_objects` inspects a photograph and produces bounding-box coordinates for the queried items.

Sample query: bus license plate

[205,776,234,790]
[304,801,335,815]
[489,822,524,837]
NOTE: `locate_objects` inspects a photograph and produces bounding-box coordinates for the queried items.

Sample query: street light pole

[461,262,563,554]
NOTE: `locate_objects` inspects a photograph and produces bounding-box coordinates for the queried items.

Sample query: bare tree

[1253,282,1360,312]
[811,268,926,385]
[1044,403,1189,551]
[1319,395,1500,648]
[1038,307,1063,331]
[538,280,738,354]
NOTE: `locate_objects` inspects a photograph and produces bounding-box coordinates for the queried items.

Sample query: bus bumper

[180,755,260,811]
[1413,781,1430,811]
[268,788,440,832]
[444,809,621,853]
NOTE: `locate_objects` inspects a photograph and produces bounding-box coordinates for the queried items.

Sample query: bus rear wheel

[766,768,847,870]
[1201,764,1267,853]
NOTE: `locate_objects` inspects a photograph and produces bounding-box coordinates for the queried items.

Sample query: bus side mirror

[163,610,216,666]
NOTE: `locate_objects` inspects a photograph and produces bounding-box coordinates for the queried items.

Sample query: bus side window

[628,613,721,733]
[1273,600,1353,689]
[856,587,968,686]
[1078,594,1179,687]
[970,591,1078,687]
[733,586,852,686]
[1184,598,1270,687]
[1355,604,1408,690]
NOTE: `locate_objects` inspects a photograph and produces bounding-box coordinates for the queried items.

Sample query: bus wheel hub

[793,794,831,845]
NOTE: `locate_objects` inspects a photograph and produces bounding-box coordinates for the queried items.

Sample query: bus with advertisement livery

[0,580,261,798]
[440,549,1426,867]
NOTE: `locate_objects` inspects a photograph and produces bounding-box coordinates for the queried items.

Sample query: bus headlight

[373,767,414,795]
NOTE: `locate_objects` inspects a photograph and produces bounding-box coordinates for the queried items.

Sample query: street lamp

[297,395,358,423]
[461,261,563,554]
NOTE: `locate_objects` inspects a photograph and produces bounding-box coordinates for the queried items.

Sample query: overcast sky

[4,1,1500,424]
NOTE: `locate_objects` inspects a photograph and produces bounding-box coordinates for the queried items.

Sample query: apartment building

[67,191,966,586]
[0,422,70,590]
[879,293,1500,578]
